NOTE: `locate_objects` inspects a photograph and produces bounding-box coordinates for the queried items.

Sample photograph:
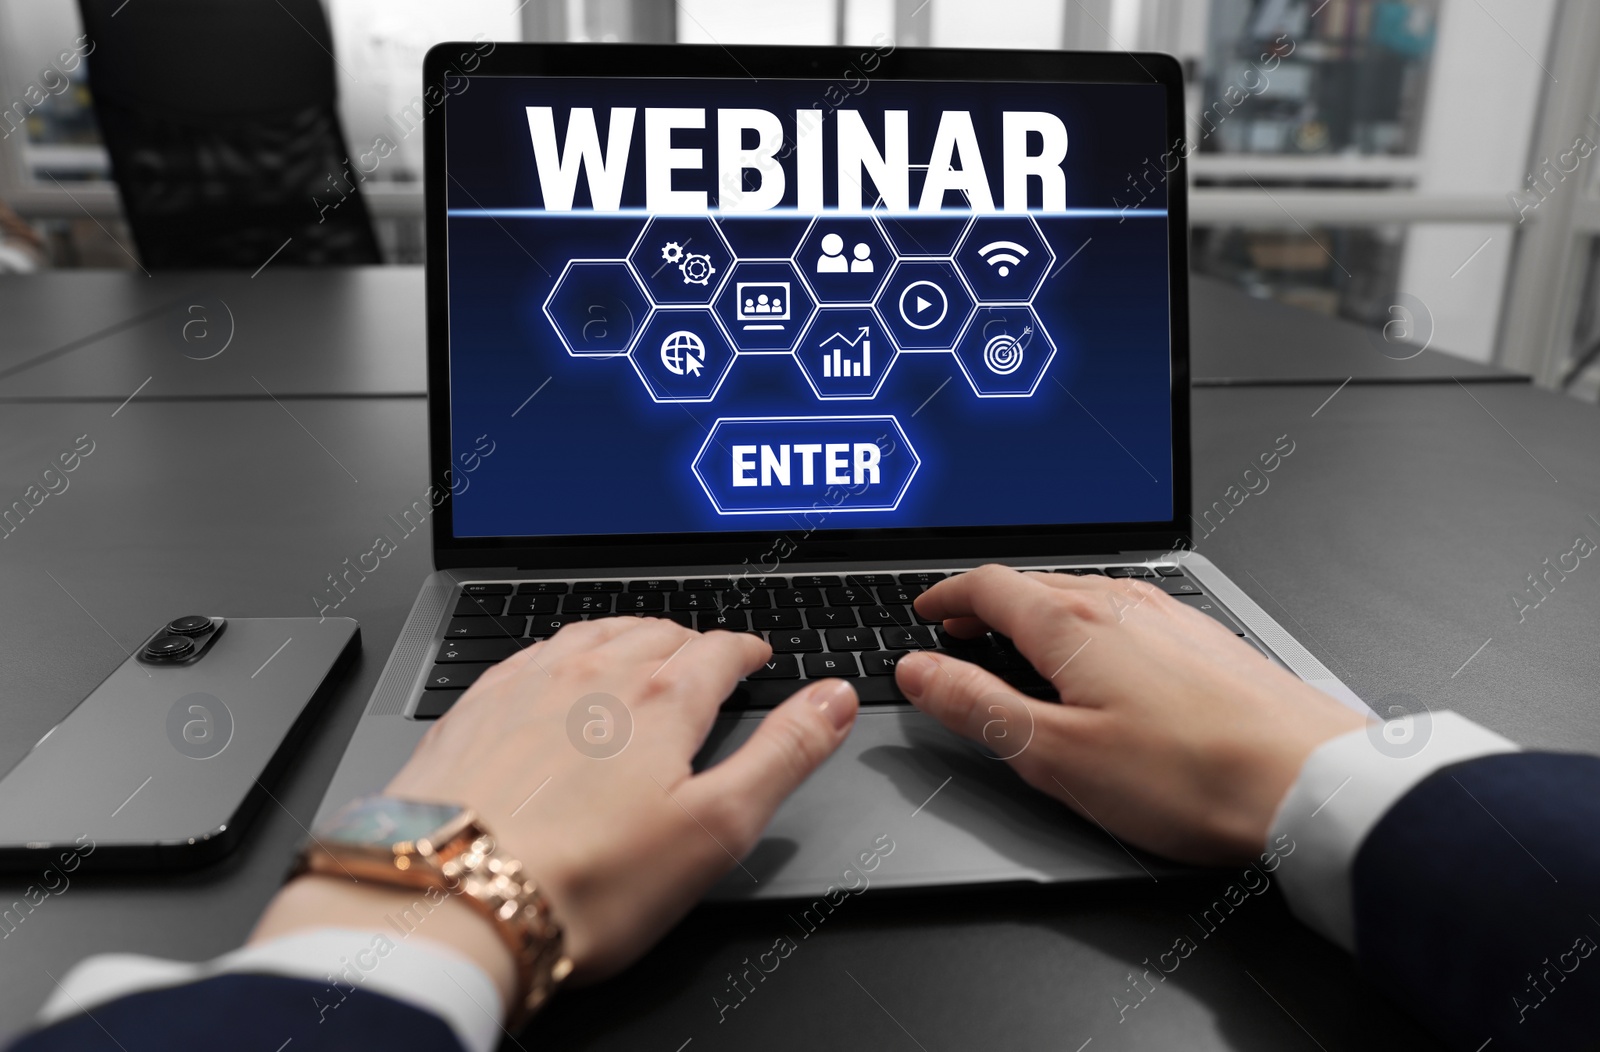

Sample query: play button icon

[898,280,949,330]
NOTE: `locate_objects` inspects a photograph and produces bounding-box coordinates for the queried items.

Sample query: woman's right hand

[894,564,1365,864]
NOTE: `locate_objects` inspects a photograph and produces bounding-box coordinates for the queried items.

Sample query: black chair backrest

[78,0,382,269]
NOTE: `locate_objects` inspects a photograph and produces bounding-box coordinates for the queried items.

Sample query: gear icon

[660,241,684,264]
[679,252,715,286]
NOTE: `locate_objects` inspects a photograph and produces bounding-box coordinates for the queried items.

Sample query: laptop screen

[442,68,1174,543]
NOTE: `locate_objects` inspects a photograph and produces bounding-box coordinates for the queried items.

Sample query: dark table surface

[0,270,1520,402]
[1187,275,1526,386]
[2,376,1596,1050]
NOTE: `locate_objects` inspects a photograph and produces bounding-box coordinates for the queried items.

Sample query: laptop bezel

[422,42,1191,571]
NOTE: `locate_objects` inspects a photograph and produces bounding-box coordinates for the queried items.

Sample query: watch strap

[434,828,574,1025]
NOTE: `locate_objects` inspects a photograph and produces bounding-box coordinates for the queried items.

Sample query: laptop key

[436,638,524,663]
[846,573,897,587]
[572,580,623,593]
[669,590,717,611]
[882,626,937,650]
[793,575,842,587]
[1105,566,1156,578]
[876,585,922,605]
[414,690,465,719]
[774,588,824,608]
[454,595,504,617]
[718,589,771,609]
[618,592,666,612]
[529,614,581,637]
[825,627,876,650]
[752,609,803,630]
[728,676,906,710]
[1154,565,1185,577]
[861,651,901,675]
[628,579,679,591]
[460,583,513,596]
[897,572,946,586]
[698,609,751,631]
[683,577,733,591]
[1155,578,1202,596]
[825,586,871,606]
[1056,567,1106,576]
[423,662,493,690]
[936,627,996,656]
[807,608,857,629]
[747,654,800,679]
[769,629,822,653]
[561,594,613,614]
[803,652,860,677]
[507,594,559,615]
[517,581,569,595]
[860,605,912,627]
[444,616,527,639]
[974,640,1029,673]
[1173,594,1246,634]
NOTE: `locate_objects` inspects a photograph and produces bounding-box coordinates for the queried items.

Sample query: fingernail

[804,678,856,730]
[896,652,934,698]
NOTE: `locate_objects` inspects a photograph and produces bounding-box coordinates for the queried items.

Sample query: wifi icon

[978,240,1030,277]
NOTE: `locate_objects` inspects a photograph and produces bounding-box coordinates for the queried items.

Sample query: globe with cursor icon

[659,330,706,376]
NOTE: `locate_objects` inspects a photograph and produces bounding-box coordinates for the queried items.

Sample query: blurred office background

[2,0,1599,396]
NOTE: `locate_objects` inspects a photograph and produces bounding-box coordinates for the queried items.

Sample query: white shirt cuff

[37,928,503,1052]
[1268,710,1518,952]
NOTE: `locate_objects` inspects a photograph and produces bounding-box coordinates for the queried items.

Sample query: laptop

[314,42,1370,898]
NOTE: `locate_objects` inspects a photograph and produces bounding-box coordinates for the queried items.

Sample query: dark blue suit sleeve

[1352,752,1600,1050]
[6,973,467,1052]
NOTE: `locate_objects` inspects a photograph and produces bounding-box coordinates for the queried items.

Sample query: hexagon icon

[795,217,892,304]
[713,260,815,353]
[628,309,737,402]
[953,305,1057,397]
[876,214,972,258]
[795,308,898,400]
[875,259,975,351]
[629,217,733,305]
[691,415,921,515]
[543,261,651,357]
[954,215,1055,302]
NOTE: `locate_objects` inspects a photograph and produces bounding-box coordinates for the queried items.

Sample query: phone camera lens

[165,615,212,636]
[144,635,195,661]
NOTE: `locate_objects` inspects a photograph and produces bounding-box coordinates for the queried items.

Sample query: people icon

[742,292,784,314]
[815,232,874,274]
[817,233,848,273]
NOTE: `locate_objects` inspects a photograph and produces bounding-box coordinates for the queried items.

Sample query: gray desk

[0,268,427,400]
[4,382,1598,1049]
[1188,275,1526,386]
[0,270,1518,401]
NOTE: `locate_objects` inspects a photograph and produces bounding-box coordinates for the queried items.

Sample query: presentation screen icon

[736,281,791,330]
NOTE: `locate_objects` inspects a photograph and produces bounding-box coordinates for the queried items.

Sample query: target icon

[982,325,1031,375]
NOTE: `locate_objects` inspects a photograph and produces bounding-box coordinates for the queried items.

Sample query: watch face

[318,796,466,849]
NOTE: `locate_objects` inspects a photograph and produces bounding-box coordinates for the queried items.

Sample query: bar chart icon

[819,325,872,378]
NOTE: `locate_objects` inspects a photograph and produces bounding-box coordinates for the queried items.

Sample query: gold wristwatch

[294,795,572,1025]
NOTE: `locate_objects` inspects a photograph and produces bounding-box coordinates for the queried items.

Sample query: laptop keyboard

[413,565,1230,719]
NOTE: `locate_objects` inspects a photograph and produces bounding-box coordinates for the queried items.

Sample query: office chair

[77,0,382,269]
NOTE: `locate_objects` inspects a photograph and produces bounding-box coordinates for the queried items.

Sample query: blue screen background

[444,76,1175,539]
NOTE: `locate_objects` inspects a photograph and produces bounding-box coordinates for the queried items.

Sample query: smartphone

[0,616,359,871]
